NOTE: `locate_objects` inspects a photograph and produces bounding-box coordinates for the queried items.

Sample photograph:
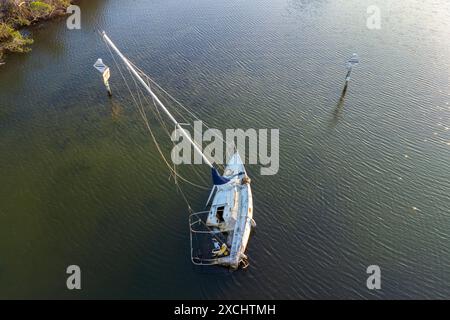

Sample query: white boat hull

[190,152,253,269]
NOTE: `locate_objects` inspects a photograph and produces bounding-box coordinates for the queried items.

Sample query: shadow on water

[192,265,237,276]
[109,98,123,120]
[329,82,348,128]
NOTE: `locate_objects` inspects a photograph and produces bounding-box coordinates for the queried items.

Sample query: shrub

[0,23,33,54]
[0,0,74,63]
[3,30,33,53]
[0,23,13,41]
[30,1,54,17]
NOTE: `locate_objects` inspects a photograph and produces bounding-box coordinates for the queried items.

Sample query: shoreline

[0,0,76,65]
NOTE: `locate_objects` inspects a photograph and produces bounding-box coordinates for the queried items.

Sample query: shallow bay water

[0,0,450,298]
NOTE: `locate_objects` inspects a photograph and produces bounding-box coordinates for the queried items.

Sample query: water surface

[1,0,450,299]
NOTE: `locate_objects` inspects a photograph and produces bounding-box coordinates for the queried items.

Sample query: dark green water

[1,0,450,299]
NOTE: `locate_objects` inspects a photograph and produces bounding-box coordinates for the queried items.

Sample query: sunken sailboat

[100,32,255,269]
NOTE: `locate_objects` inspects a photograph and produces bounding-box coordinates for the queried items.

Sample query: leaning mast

[102,31,214,169]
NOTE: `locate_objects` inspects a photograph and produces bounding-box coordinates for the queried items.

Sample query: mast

[102,31,214,169]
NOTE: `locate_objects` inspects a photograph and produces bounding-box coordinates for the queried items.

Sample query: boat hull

[190,152,254,269]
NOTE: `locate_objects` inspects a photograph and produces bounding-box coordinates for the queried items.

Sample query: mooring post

[94,58,112,97]
[345,53,359,82]
[345,68,352,84]
[105,80,112,97]
[340,53,359,99]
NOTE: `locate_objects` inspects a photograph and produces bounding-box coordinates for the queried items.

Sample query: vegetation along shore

[0,0,75,65]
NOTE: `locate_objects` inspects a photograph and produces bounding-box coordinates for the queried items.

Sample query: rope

[139,76,209,186]
[128,61,235,169]
[133,65,209,186]
[98,30,248,268]
[102,36,210,192]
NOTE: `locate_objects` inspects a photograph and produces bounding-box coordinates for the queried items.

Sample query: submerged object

[347,53,360,68]
[336,53,359,105]
[190,152,254,269]
[345,53,359,82]
[100,31,254,270]
[93,58,112,96]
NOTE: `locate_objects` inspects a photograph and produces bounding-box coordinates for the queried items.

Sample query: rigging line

[128,64,230,172]
[132,66,224,175]
[131,75,176,165]
[102,37,210,191]
[124,60,210,191]
[147,90,206,155]
[175,177,194,214]
[99,32,200,213]
[117,56,192,128]
[98,30,231,166]
[135,93,207,191]
[132,64,218,136]
[131,71,177,155]
[141,75,190,129]
[129,61,203,121]
[129,61,233,160]
[134,73,210,186]
[123,60,207,187]
[144,92,191,186]
[141,79,177,141]
[149,83,192,126]
[147,90,210,186]
[132,74,210,191]
[116,52,216,169]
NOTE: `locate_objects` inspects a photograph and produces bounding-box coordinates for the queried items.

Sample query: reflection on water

[109,99,123,120]
[330,83,348,128]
